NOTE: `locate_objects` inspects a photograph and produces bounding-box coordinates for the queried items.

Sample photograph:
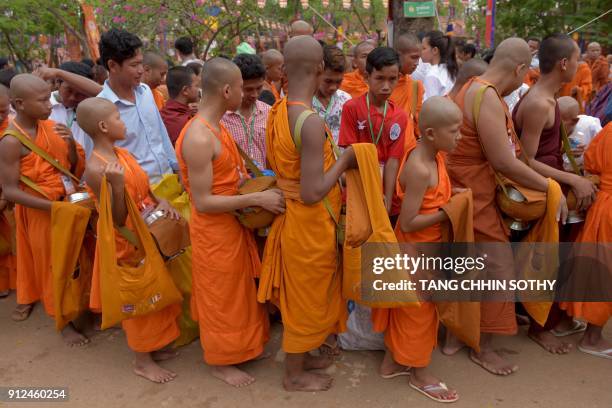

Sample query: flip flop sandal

[577,345,612,360]
[319,340,341,356]
[551,320,587,337]
[380,366,411,379]
[11,304,34,322]
[409,381,459,403]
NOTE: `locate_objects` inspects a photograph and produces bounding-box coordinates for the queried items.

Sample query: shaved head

[0,84,9,123]
[283,35,323,78]
[558,96,579,119]
[143,51,166,68]
[354,40,376,57]
[419,96,463,133]
[9,73,49,100]
[456,58,488,84]
[490,37,532,71]
[261,49,284,66]
[76,97,117,137]
[290,20,314,37]
[396,34,420,53]
[201,57,243,110]
[587,42,601,50]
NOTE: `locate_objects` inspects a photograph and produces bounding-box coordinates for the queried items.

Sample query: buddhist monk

[391,34,424,143]
[262,49,284,102]
[143,51,169,110]
[0,84,15,298]
[79,97,181,383]
[376,97,462,403]
[585,42,609,93]
[289,20,314,38]
[446,38,565,375]
[340,41,375,98]
[177,57,283,387]
[0,74,87,344]
[257,36,357,391]
[513,34,598,354]
[560,123,612,359]
[559,59,592,111]
[448,59,488,100]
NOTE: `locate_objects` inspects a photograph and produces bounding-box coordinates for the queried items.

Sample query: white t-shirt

[49,92,93,158]
[563,115,603,171]
[504,83,530,113]
[412,59,431,82]
[423,64,454,101]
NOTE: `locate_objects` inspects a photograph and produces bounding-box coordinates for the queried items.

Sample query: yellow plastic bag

[151,174,199,346]
[98,177,183,329]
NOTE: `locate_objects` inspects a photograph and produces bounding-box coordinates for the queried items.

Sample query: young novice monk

[0,74,87,342]
[261,49,284,102]
[375,96,462,403]
[177,58,283,387]
[340,41,376,98]
[79,97,182,384]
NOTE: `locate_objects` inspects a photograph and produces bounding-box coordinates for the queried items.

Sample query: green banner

[404,1,436,18]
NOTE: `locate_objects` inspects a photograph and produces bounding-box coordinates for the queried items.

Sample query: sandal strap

[421,382,449,392]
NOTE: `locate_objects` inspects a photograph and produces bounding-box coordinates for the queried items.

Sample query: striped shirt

[221,100,270,170]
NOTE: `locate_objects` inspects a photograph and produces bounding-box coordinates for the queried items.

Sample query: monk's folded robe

[561,123,612,325]
[390,75,424,145]
[89,147,181,353]
[340,71,369,99]
[258,98,346,354]
[447,78,518,336]
[1,120,85,316]
[176,117,269,364]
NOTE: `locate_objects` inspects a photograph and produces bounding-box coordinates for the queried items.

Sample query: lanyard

[365,94,388,145]
[315,94,336,121]
[66,109,75,129]
[238,106,257,150]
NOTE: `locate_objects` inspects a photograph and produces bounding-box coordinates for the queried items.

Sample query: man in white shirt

[559,96,603,170]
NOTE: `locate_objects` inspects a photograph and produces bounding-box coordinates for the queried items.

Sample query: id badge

[61,174,76,195]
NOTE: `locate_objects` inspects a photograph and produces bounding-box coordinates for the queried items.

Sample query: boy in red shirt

[339,47,415,221]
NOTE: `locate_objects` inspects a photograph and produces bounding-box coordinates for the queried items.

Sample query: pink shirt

[221,100,270,170]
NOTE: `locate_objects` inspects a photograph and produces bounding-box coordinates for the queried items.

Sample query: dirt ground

[0,295,610,408]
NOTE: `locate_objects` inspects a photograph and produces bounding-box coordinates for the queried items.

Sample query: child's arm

[84,161,128,226]
[398,156,448,233]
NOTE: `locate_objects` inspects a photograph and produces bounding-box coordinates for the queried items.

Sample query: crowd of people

[0,18,610,404]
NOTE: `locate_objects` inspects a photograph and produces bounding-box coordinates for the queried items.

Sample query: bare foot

[11,303,34,322]
[442,331,466,356]
[379,350,410,378]
[528,331,572,354]
[283,371,333,392]
[133,353,176,384]
[304,353,334,370]
[211,365,255,387]
[410,367,459,402]
[152,348,179,362]
[61,323,90,347]
[470,349,518,376]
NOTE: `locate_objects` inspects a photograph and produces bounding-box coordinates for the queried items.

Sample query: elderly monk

[262,49,284,102]
[0,74,87,344]
[391,34,425,145]
[375,97,463,403]
[80,97,181,383]
[257,36,357,392]
[585,42,609,93]
[560,123,612,360]
[340,41,375,98]
[177,58,284,387]
[446,39,563,375]
[289,20,314,38]
[513,34,598,354]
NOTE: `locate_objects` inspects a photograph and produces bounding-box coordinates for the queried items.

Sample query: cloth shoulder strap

[3,129,79,182]
[235,143,264,177]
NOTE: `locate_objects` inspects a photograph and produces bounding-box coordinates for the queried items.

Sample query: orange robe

[0,118,15,293]
[152,86,166,111]
[265,80,281,102]
[559,62,593,110]
[560,123,612,326]
[390,75,424,145]
[525,68,540,86]
[176,117,269,365]
[446,78,518,336]
[88,147,180,352]
[257,99,346,353]
[340,70,369,99]
[586,55,610,93]
[2,120,85,316]
[372,147,448,367]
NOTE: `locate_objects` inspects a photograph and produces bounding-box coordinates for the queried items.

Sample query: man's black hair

[186,62,202,76]
[258,90,276,106]
[59,61,93,79]
[365,47,400,74]
[174,37,194,56]
[99,28,143,70]
[0,57,10,70]
[233,53,266,81]
[526,37,541,44]
[166,66,195,99]
[462,43,477,59]
[539,33,577,74]
[0,68,16,88]
[81,58,95,68]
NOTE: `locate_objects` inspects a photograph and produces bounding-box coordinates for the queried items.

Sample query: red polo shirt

[338,94,408,163]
